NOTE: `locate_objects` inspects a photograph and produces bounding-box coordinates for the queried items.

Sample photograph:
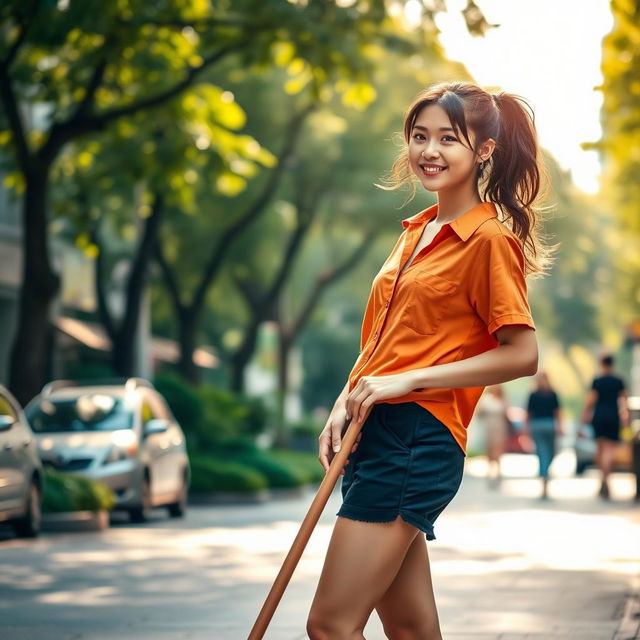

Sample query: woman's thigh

[375,533,441,639]
[308,514,420,633]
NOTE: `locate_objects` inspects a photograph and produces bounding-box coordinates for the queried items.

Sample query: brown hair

[382,81,552,276]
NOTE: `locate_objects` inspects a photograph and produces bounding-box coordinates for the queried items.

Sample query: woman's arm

[619,388,630,426]
[553,408,563,435]
[581,390,597,424]
[346,326,538,424]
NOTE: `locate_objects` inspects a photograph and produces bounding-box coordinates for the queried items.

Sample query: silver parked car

[0,385,43,537]
[26,378,189,523]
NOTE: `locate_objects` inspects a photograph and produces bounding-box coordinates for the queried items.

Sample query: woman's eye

[442,135,457,142]
[413,134,425,141]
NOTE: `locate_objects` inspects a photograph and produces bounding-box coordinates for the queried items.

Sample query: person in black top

[525,371,562,499]
[581,354,629,499]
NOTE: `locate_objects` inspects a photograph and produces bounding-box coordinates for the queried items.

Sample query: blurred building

[0,176,218,386]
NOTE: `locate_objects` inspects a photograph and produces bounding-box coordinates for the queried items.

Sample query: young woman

[309,81,548,640]
[582,354,629,499]
[525,370,562,499]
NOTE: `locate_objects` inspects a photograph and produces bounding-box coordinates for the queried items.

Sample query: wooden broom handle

[247,409,370,640]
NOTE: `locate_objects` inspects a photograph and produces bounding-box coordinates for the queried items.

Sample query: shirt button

[385,300,390,308]
[373,332,378,339]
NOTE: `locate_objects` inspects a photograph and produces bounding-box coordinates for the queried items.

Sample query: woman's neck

[434,185,482,224]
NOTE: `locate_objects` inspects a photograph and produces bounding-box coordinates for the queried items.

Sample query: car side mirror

[0,415,15,432]
[143,418,169,436]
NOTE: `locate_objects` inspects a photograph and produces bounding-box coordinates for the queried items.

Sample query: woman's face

[408,103,486,195]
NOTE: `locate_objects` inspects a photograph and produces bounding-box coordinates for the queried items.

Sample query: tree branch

[189,102,316,313]
[72,57,108,120]
[119,192,164,340]
[2,0,41,68]
[153,237,186,315]
[38,40,247,165]
[0,60,31,171]
[288,229,376,340]
[90,223,117,343]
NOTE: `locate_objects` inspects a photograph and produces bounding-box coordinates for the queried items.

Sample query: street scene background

[1,1,640,639]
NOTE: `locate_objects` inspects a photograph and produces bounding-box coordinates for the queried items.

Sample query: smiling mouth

[419,164,447,175]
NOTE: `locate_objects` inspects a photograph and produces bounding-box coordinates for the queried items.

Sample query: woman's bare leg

[375,533,442,640]
[597,439,615,498]
[307,515,420,640]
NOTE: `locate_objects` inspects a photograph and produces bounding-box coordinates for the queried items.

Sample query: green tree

[590,0,640,328]
[2,0,453,403]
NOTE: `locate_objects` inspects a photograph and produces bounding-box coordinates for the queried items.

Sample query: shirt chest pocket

[400,272,458,336]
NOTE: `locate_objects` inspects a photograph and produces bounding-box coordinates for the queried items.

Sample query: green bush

[42,468,116,513]
[290,417,323,437]
[235,451,307,489]
[189,455,268,493]
[197,386,269,443]
[270,449,326,484]
[153,372,204,435]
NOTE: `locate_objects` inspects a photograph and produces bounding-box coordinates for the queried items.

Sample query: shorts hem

[336,504,436,541]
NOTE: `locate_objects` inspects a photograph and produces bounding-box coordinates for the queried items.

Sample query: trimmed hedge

[188,449,325,493]
[189,455,268,493]
[42,468,115,513]
[234,452,306,489]
[270,449,325,484]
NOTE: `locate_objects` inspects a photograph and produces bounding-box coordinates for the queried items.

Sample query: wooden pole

[246,411,369,639]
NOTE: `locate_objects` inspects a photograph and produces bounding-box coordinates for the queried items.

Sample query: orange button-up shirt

[348,201,535,452]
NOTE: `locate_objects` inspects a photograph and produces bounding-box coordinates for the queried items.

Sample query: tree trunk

[177,307,201,384]
[9,168,60,405]
[274,328,293,447]
[230,320,262,393]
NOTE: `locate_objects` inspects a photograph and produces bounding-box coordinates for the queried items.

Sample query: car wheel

[12,481,41,538]
[129,476,152,523]
[167,474,188,519]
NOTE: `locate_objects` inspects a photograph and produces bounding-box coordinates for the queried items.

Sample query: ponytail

[483,92,551,276]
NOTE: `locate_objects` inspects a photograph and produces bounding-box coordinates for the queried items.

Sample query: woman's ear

[477,138,496,163]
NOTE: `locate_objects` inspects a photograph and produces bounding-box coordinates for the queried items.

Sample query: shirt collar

[402,201,498,242]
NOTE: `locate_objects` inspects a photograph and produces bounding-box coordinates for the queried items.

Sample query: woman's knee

[306,613,363,640]
[382,619,442,640]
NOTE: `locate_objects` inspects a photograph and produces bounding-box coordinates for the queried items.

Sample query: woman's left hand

[346,372,416,424]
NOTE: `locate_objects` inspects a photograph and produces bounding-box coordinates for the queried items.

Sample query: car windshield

[27,394,134,433]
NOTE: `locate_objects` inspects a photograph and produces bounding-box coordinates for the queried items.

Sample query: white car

[26,378,189,523]
[0,385,43,537]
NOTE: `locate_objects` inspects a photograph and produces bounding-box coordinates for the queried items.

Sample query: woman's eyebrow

[412,125,455,133]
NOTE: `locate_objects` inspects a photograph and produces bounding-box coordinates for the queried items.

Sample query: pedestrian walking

[581,354,629,499]
[475,385,510,488]
[309,81,548,640]
[525,371,562,499]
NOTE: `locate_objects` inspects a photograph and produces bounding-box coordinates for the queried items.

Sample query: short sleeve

[591,377,599,391]
[469,234,535,337]
[618,377,626,392]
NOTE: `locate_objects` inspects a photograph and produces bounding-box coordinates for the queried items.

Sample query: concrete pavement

[0,450,638,639]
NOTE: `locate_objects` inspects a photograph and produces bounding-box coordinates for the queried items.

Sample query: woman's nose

[421,142,440,158]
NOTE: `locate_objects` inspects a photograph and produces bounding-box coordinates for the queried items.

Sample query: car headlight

[103,446,128,465]
[110,429,138,456]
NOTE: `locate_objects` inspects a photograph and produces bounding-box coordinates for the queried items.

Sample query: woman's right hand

[318,402,362,475]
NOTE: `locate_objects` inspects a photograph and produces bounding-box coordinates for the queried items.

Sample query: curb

[614,583,640,640]
[42,510,110,533]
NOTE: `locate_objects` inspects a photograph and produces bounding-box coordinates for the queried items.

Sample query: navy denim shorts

[337,402,464,541]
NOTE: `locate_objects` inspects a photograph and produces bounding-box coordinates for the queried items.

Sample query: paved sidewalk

[252,453,640,639]
[0,451,638,639]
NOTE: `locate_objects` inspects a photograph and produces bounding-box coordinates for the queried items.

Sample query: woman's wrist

[408,367,431,391]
